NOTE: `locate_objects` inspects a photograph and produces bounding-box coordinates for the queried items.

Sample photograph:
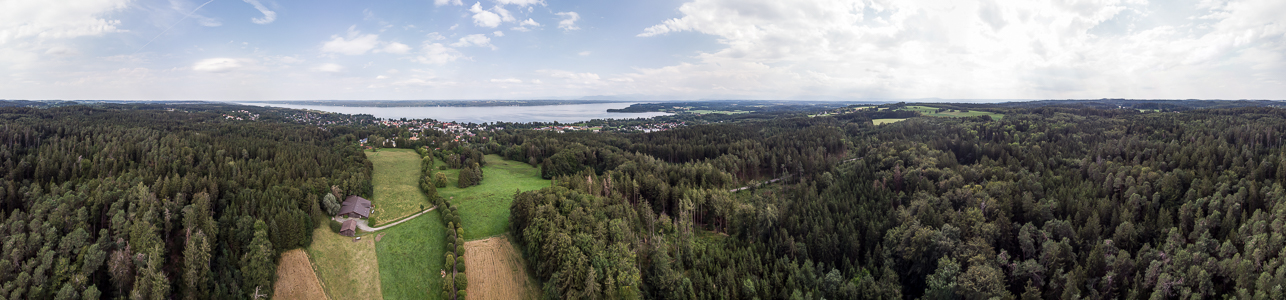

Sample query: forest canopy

[2,100,1286,300]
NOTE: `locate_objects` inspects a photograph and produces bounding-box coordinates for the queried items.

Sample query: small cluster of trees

[441,199,468,300]
[417,149,442,202]
[457,163,484,188]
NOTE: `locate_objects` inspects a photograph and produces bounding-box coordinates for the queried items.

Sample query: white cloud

[322,27,413,56]
[493,6,517,23]
[192,58,256,73]
[434,0,463,6]
[469,2,518,28]
[556,12,580,31]
[380,42,412,54]
[512,19,541,32]
[242,0,277,24]
[494,0,544,6]
[311,63,345,73]
[470,2,503,28]
[627,0,1286,99]
[491,78,522,83]
[493,31,505,37]
[0,0,130,45]
[451,34,494,49]
[322,27,380,55]
[194,16,222,27]
[426,32,446,40]
[415,43,465,64]
[578,51,591,56]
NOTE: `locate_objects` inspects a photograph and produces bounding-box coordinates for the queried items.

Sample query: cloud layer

[629,0,1286,99]
[1,0,1282,100]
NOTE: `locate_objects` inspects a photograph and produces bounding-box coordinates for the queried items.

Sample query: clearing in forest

[899,105,1005,120]
[435,154,550,240]
[367,149,433,226]
[873,118,907,125]
[273,249,329,300]
[307,226,383,300]
[464,236,541,300]
[376,210,447,300]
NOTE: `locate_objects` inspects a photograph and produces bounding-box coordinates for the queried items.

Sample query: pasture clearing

[307,226,383,300]
[899,105,1005,120]
[874,118,907,125]
[436,154,550,240]
[376,210,447,300]
[273,249,329,300]
[366,149,432,226]
[463,236,541,300]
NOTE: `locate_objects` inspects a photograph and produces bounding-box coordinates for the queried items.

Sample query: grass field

[307,226,382,300]
[366,149,432,226]
[376,210,446,300]
[899,105,1005,120]
[435,154,550,240]
[273,249,329,300]
[873,118,907,125]
[463,236,541,300]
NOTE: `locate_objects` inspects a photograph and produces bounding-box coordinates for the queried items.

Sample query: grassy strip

[376,211,446,300]
[367,149,432,226]
[899,105,1005,120]
[873,118,907,125]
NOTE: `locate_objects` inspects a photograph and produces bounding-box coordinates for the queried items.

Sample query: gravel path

[335,206,436,232]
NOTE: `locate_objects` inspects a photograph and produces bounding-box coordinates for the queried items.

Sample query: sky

[1,0,1283,101]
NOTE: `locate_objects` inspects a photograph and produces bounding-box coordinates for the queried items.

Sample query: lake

[236,102,670,123]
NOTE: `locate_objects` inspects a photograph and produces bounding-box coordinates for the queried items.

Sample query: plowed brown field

[273,249,329,300]
[463,236,540,300]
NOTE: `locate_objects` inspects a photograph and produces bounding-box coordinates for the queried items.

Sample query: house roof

[338,195,372,218]
[341,219,357,233]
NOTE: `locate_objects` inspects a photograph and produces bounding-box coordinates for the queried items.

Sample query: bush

[457,290,467,299]
[443,274,454,294]
[455,273,468,290]
[435,172,448,188]
[456,244,464,257]
[456,256,466,272]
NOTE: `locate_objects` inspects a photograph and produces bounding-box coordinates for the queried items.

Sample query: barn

[338,195,372,218]
[340,219,357,237]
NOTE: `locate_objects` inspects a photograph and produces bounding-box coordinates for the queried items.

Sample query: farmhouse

[338,195,372,218]
[340,219,357,237]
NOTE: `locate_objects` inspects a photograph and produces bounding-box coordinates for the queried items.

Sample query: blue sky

[1,0,1283,100]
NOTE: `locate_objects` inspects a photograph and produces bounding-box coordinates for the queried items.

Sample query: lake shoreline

[237,102,671,124]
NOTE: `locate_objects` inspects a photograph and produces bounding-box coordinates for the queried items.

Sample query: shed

[338,195,372,218]
[340,219,357,237]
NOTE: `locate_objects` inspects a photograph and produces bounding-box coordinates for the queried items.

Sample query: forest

[0,104,375,299]
[504,102,1286,299]
[2,100,1286,299]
